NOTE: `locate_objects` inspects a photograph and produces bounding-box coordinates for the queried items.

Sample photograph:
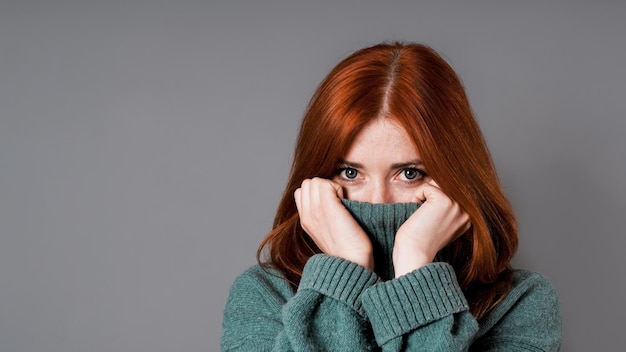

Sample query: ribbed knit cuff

[299,254,379,313]
[361,263,468,344]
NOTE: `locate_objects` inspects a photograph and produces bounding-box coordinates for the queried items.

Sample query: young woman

[221,42,562,351]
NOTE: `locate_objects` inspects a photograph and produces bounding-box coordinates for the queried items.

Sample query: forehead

[343,118,420,162]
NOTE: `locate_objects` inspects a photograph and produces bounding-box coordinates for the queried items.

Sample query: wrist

[344,250,374,271]
[392,240,436,278]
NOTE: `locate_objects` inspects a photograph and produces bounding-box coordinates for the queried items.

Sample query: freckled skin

[294,118,471,275]
[333,118,428,204]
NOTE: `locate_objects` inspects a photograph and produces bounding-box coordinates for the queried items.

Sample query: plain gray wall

[1,0,624,351]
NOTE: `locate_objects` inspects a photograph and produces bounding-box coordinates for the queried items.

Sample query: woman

[221,42,562,351]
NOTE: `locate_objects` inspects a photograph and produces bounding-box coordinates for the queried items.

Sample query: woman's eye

[400,168,424,181]
[342,168,358,179]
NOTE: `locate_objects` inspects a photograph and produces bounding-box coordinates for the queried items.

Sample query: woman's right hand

[294,178,374,270]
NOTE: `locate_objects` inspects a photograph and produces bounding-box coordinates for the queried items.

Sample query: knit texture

[341,199,420,280]
[222,201,562,351]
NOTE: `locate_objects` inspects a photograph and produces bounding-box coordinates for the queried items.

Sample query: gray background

[1,0,624,351]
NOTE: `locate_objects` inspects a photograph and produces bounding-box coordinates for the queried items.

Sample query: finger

[461,210,472,230]
[309,177,322,207]
[294,188,302,210]
[328,180,344,199]
[412,182,440,203]
[310,177,343,204]
[299,179,312,216]
[317,178,343,201]
[463,219,472,233]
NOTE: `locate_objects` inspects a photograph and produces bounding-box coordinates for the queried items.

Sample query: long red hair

[257,42,518,319]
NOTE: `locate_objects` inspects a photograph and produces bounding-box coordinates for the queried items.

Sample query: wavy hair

[257,42,518,319]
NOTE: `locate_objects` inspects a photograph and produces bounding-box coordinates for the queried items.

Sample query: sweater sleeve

[222,258,561,351]
[361,262,478,351]
[360,263,562,352]
[221,254,380,351]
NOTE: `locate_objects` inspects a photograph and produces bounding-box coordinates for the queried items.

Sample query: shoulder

[488,269,561,323]
[225,264,295,310]
[501,270,559,314]
[509,269,560,302]
[475,269,562,349]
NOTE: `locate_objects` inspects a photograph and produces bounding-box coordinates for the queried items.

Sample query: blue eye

[400,168,425,181]
[342,168,358,179]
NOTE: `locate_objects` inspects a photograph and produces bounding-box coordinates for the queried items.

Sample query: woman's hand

[393,181,471,277]
[294,178,374,270]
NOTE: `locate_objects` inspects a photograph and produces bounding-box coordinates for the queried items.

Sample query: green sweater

[221,200,562,351]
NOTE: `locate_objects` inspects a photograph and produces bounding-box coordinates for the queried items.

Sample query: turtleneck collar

[341,199,421,281]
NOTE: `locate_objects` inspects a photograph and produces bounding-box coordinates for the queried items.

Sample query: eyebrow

[339,159,424,169]
[391,160,424,169]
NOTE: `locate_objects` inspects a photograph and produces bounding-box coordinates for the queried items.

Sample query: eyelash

[336,167,359,181]
[398,168,427,183]
[335,166,428,183]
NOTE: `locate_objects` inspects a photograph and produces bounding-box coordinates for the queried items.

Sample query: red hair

[257,42,518,319]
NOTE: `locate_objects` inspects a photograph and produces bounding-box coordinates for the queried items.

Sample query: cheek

[389,188,418,203]
[340,184,419,204]
[340,187,364,201]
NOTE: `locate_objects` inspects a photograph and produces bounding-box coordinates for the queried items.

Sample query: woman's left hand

[392,181,471,277]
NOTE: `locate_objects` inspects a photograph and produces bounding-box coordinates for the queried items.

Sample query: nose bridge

[368,178,392,204]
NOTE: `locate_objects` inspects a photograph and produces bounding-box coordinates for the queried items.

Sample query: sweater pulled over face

[341,199,421,281]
